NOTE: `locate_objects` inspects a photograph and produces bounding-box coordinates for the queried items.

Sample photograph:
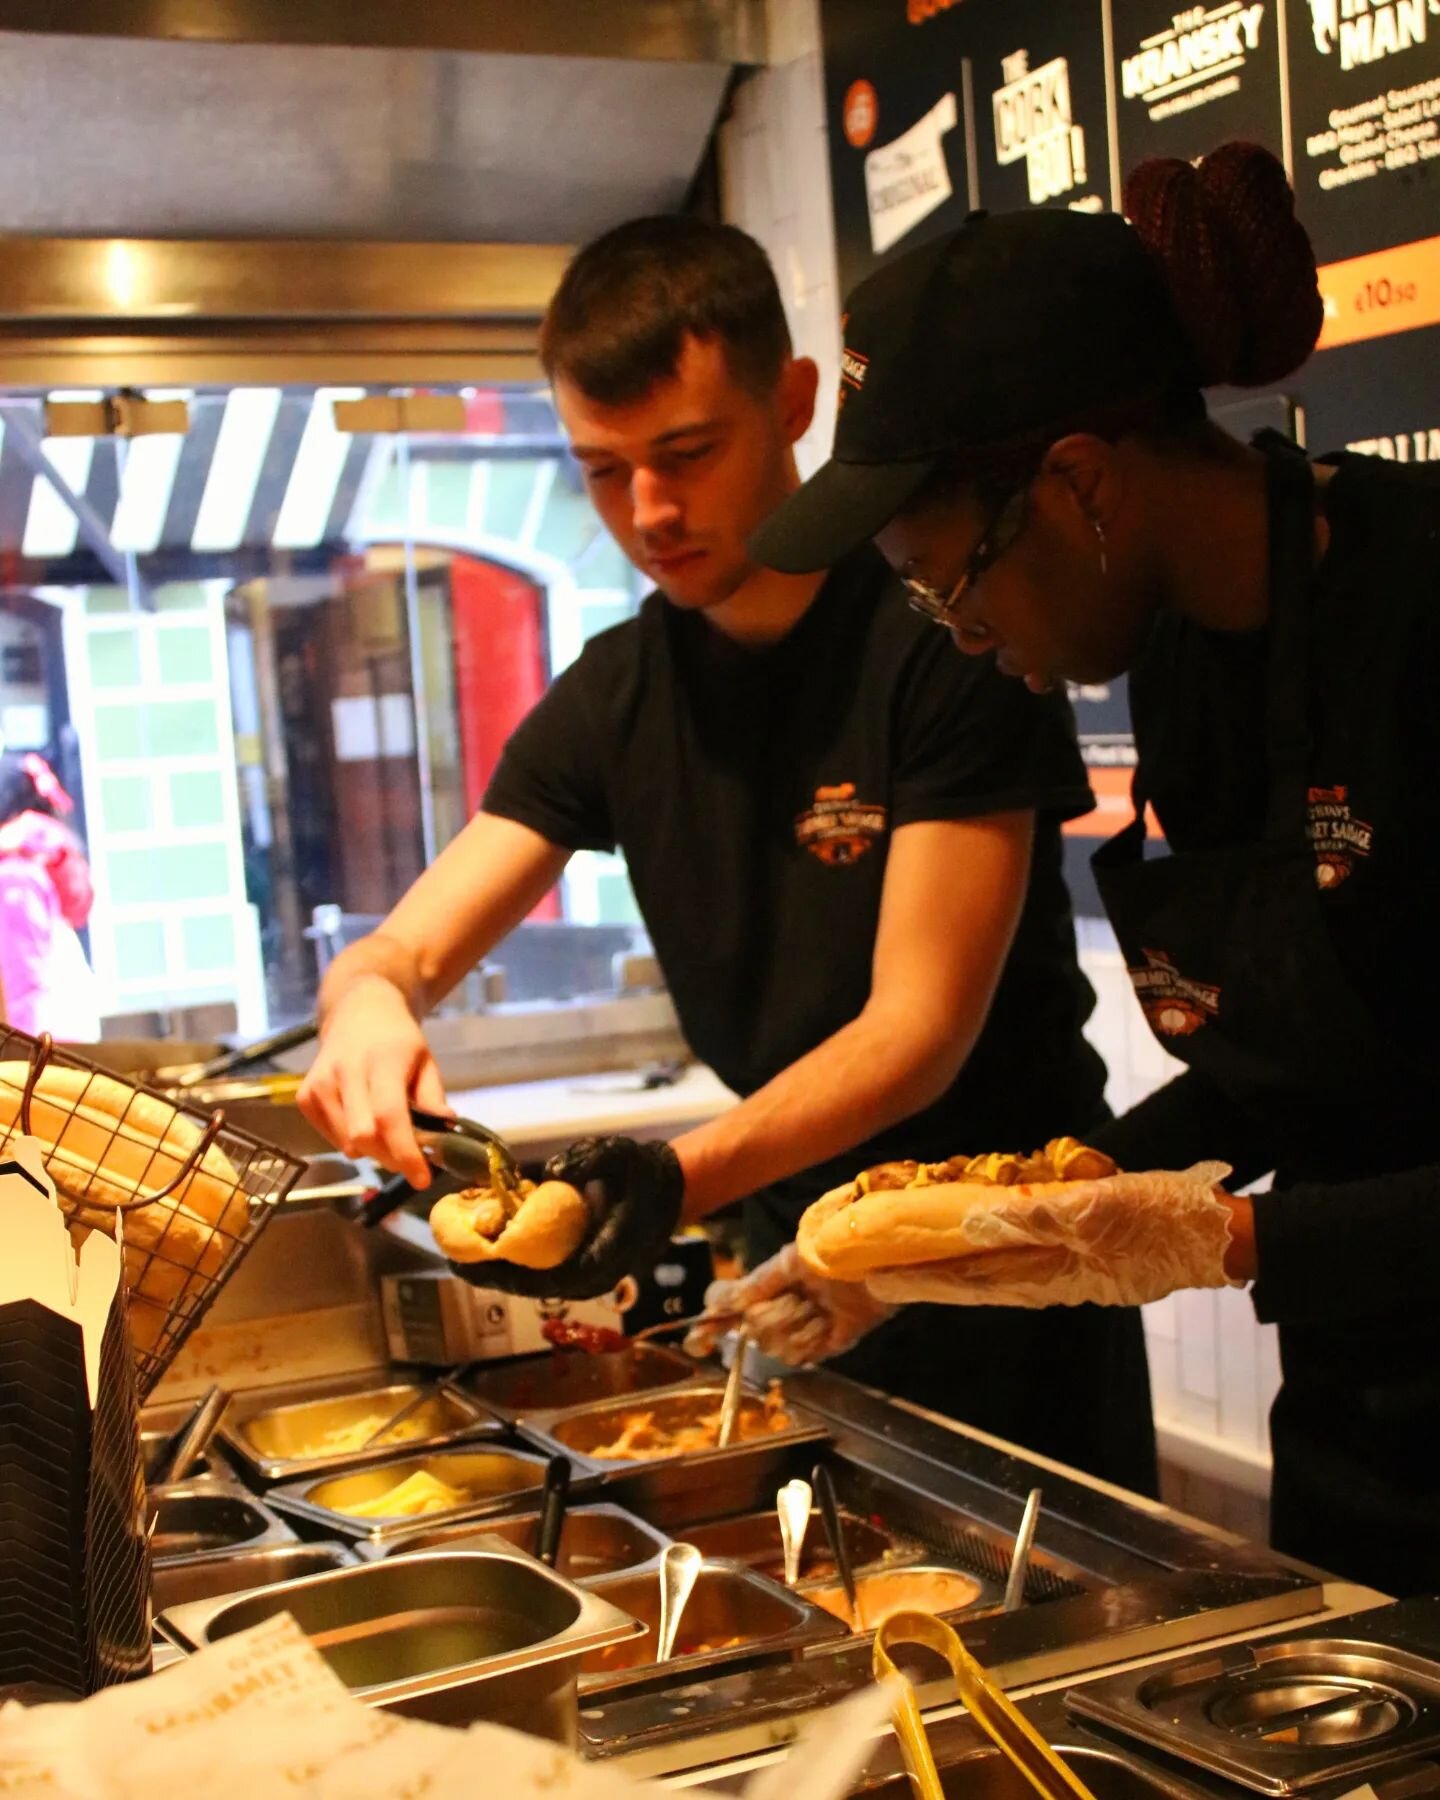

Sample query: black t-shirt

[1126,451,1440,1056]
[485,546,1105,1189]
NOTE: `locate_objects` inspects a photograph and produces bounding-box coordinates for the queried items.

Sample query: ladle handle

[812,1462,859,1622]
[537,1455,571,1568]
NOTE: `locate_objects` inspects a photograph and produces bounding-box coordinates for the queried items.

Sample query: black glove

[448,1135,684,1301]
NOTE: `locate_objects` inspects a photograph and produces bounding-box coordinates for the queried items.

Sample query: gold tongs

[873,1611,1100,1800]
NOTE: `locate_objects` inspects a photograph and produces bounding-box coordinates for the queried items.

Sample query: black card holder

[0,1295,151,1699]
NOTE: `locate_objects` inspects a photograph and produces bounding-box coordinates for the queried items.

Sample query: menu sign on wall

[820,0,976,297]
[962,0,1111,213]
[1293,322,1440,451]
[1288,0,1440,264]
[819,0,1110,297]
[1111,0,1286,167]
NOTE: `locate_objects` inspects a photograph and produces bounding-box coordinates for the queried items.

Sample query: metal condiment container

[357,1501,670,1582]
[157,1539,643,1741]
[579,1558,844,1695]
[148,1481,297,1565]
[264,1444,560,1547]
[518,1384,825,1478]
[217,1371,503,1485]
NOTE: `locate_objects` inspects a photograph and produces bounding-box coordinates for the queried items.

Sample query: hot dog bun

[797,1138,1117,1282]
[1,1061,245,1315]
[430,1178,590,1270]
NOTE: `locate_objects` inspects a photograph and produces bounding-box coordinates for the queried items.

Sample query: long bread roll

[429,1178,590,1270]
[1,1060,245,1310]
[797,1138,1117,1282]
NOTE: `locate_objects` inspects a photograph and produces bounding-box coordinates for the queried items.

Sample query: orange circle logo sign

[843,80,879,148]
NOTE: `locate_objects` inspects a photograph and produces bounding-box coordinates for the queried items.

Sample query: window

[0,383,647,1036]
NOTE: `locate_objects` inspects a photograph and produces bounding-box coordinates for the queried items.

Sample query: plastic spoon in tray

[656,1541,702,1664]
[777,1478,814,1588]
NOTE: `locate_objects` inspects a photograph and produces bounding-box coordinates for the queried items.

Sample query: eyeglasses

[901,487,1029,627]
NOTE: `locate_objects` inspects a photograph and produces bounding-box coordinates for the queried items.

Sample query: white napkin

[0,1611,900,1799]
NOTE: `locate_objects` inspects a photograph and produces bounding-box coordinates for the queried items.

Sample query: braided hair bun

[1123,142,1323,389]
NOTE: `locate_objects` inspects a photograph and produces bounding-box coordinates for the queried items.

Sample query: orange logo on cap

[843,80,879,147]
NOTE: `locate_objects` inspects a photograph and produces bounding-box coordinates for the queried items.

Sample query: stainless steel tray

[157,1539,644,1736]
[517,1383,826,1478]
[796,1561,1006,1636]
[217,1369,503,1484]
[148,1480,298,1564]
[264,1444,556,1547]
[579,1558,844,1695]
[357,1502,670,1583]
[460,1344,701,1423]
[1067,1635,1440,1795]
[152,1541,359,1615]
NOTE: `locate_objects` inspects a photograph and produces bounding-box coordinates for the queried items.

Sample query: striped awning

[0,384,568,586]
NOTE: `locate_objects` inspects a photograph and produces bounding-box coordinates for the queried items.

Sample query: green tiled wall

[182,914,236,971]
[109,843,229,905]
[112,919,167,981]
[88,632,141,687]
[170,770,226,828]
[157,627,213,683]
[99,775,152,832]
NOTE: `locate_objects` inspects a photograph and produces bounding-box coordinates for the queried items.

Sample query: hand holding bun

[442,1136,684,1301]
[797,1137,1240,1311]
[798,1137,1121,1281]
[429,1177,590,1270]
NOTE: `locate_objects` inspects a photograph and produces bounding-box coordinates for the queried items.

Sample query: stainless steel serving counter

[570,1367,1372,1779]
[137,1197,1388,1790]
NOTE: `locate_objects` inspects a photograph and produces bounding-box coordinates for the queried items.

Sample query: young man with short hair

[299,216,1155,1490]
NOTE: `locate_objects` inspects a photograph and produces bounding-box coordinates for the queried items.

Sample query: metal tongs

[361,1107,525,1229]
[158,1019,319,1090]
[409,1107,524,1192]
[148,1384,231,1487]
[873,1611,1101,1800]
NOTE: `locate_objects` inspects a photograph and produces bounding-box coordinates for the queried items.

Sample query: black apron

[1093,443,1440,1594]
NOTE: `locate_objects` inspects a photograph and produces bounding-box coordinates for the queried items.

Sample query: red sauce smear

[541,1318,629,1354]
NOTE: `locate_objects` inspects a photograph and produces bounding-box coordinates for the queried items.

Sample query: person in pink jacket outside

[0,752,100,1041]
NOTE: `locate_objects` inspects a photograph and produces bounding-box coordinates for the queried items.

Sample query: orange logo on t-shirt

[795,781,887,865]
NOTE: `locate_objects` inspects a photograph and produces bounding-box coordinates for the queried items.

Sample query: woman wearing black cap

[751,143,1440,1596]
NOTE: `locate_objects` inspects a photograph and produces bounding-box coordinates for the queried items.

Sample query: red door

[449,554,558,919]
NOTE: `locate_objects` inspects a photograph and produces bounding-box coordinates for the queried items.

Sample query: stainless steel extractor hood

[0,2,763,243]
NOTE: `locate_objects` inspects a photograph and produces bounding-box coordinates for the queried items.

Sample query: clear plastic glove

[864,1162,1239,1310]
[685,1242,895,1366]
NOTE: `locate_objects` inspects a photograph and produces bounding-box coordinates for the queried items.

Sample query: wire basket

[0,1027,305,1399]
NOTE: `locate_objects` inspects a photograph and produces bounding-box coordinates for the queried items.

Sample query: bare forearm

[674,1006,968,1223]
[316,932,427,1028]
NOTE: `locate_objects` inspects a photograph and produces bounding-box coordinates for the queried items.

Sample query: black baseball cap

[751,208,1197,574]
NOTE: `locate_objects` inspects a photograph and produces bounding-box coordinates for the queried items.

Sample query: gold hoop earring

[1093,518,1108,577]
